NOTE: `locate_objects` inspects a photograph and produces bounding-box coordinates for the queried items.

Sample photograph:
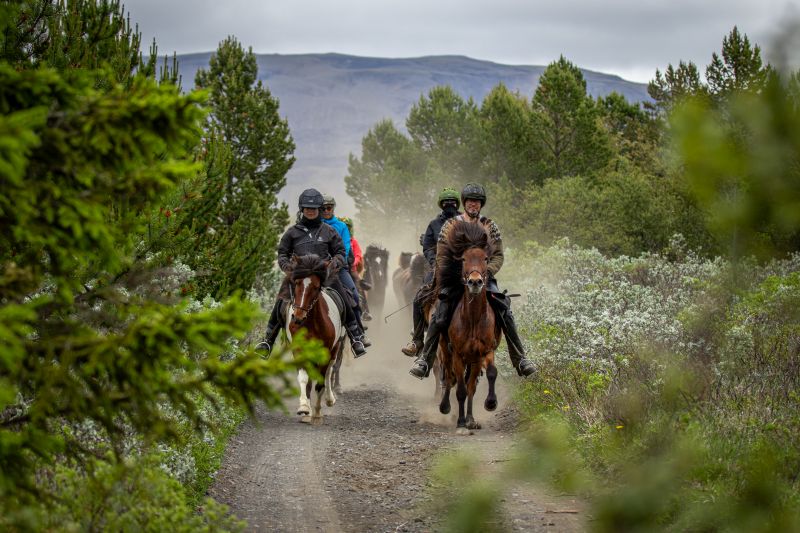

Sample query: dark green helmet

[298,188,324,209]
[461,183,486,207]
[437,187,460,209]
[340,216,353,231]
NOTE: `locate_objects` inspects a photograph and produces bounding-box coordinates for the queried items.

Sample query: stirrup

[351,339,367,358]
[409,359,430,379]
[516,358,536,377]
[255,340,272,354]
[401,340,421,357]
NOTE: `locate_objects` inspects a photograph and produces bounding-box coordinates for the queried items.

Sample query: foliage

[191,36,294,298]
[530,56,612,181]
[0,3,321,530]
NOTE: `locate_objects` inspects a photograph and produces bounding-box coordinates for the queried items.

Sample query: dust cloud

[335,220,512,427]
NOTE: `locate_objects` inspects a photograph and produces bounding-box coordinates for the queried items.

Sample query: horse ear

[291,253,299,264]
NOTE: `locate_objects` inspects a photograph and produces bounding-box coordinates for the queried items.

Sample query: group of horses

[279,222,500,432]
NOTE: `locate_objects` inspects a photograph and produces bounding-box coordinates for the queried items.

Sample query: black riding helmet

[298,188,324,209]
[461,183,486,207]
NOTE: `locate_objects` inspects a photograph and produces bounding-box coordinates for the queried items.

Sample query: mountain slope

[177,52,651,211]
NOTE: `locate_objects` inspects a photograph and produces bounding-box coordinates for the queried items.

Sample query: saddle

[322,287,346,319]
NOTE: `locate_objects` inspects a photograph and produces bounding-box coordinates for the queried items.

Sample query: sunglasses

[321,205,334,212]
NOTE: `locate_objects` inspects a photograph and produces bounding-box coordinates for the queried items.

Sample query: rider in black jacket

[400,187,461,356]
[256,188,368,357]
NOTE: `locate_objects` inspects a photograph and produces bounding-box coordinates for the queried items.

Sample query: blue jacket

[323,216,351,259]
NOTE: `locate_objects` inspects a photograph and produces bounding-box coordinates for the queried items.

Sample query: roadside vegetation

[348,24,800,532]
[0,1,326,530]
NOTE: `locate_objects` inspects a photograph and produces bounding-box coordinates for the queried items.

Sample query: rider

[400,187,462,356]
[320,195,371,346]
[339,216,372,321]
[256,188,367,357]
[409,183,536,378]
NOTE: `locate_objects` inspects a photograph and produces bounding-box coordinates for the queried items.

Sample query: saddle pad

[322,287,345,319]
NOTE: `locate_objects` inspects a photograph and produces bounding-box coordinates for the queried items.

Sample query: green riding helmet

[340,216,353,233]
[437,187,461,209]
[461,183,486,207]
[322,194,336,207]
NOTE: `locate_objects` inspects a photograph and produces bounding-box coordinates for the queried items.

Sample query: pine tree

[706,26,771,103]
[0,3,323,528]
[531,56,612,180]
[646,61,704,114]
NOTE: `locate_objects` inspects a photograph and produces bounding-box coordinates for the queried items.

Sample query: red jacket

[351,237,363,272]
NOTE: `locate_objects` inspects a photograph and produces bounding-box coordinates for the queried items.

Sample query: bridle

[290,278,321,325]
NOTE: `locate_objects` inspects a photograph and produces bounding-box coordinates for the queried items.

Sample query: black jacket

[422,210,461,266]
[277,222,346,272]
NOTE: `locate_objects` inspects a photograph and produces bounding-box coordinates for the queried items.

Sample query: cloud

[126,0,799,82]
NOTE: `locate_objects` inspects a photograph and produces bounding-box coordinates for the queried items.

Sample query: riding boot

[409,298,451,379]
[401,299,426,356]
[497,308,536,377]
[255,300,284,355]
[344,304,368,358]
[354,306,371,347]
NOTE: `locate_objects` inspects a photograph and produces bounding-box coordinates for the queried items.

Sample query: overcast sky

[125,0,799,83]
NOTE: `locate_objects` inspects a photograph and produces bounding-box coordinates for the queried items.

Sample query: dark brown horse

[436,221,501,431]
[392,251,429,310]
[284,254,346,424]
[363,244,390,319]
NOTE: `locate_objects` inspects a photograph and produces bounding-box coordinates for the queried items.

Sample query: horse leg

[325,357,337,407]
[455,362,468,429]
[297,369,311,416]
[312,382,325,425]
[332,341,344,395]
[484,359,498,412]
[466,363,482,430]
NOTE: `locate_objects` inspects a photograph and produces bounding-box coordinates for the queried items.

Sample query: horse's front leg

[455,360,467,429]
[332,341,344,396]
[484,354,498,412]
[325,358,338,407]
[466,362,482,430]
[311,382,324,425]
[297,369,311,416]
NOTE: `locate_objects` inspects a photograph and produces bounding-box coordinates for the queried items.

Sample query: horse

[283,254,347,424]
[362,244,390,319]
[435,221,501,432]
[392,251,429,310]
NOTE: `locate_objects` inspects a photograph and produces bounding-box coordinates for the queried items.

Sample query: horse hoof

[311,416,323,426]
[456,427,473,436]
[325,398,335,407]
[484,398,497,411]
[333,386,343,396]
[297,408,310,416]
[439,404,451,415]
[299,415,312,424]
[467,421,482,430]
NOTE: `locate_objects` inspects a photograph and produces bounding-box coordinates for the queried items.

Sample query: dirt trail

[210,319,586,532]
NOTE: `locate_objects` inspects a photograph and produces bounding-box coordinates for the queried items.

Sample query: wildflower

[543,389,551,395]
[615,424,624,429]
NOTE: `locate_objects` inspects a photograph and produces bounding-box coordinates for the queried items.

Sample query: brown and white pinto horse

[436,221,501,431]
[284,254,346,424]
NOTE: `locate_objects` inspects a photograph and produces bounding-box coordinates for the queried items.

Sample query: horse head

[460,246,489,295]
[288,254,330,326]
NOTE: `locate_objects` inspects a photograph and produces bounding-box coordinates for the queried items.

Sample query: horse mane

[398,251,413,269]
[285,254,329,283]
[365,244,389,261]
[436,220,493,294]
